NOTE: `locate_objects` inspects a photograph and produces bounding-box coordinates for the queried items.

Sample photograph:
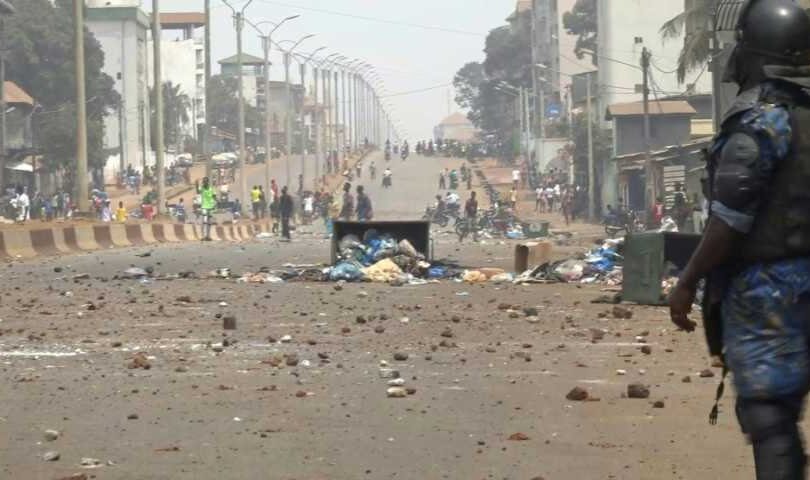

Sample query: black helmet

[724,0,810,86]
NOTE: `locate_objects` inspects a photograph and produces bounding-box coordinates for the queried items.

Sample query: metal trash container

[521,221,550,239]
[331,221,431,264]
[622,232,701,305]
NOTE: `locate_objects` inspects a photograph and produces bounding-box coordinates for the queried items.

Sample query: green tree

[150,81,191,152]
[4,0,120,186]
[562,0,598,66]
[206,74,260,137]
[660,0,712,84]
[452,11,533,150]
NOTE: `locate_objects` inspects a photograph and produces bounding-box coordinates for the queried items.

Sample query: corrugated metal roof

[606,100,696,119]
[218,53,265,65]
[715,0,744,32]
[5,81,33,106]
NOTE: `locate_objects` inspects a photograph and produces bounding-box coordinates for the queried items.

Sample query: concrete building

[596,0,712,127]
[86,0,152,181]
[605,100,697,211]
[218,53,266,108]
[433,112,478,143]
[147,12,207,143]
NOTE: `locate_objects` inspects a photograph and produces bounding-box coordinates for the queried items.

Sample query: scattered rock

[127,352,151,370]
[176,295,192,303]
[127,413,139,420]
[627,383,650,399]
[523,307,539,317]
[222,316,237,330]
[379,368,400,379]
[653,400,665,408]
[295,390,308,398]
[387,387,407,398]
[616,369,627,376]
[355,315,367,324]
[174,366,188,373]
[387,378,406,386]
[393,352,409,361]
[56,474,87,480]
[440,327,454,338]
[42,451,60,461]
[44,429,60,441]
[640,345,652,355]
[374,326,386,334]
[682,376,692,383]
[406,387,417,395]
[700,369,715,378]
[612,305,633,319]
[284,353,300,367]
[280,335,292,343]
[111,341,123,348]
[357,291,369,298]
[80,457,102,467]
[566,387,589,401]
[508,432,530,441]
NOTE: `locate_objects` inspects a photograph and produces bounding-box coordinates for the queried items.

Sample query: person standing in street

[438,170,446,190]
[509,186,518,211]
[463,191,479,242]
[251,185,262,221]
[258,186,267,219]
[279,186,294,240]
[196,177,217,241]
[670,3,810,479]
[355,185,373,222]
[511,167,520,190]
[339,182,354,220]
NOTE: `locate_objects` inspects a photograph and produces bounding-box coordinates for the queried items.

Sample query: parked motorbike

[604,209,644,237]
[382,175,392,188]
[422,206,449,227]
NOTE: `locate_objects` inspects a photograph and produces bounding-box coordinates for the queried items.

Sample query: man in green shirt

[196,177,217,241]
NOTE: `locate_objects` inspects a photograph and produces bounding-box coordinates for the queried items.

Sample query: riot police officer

[669,1,810,478]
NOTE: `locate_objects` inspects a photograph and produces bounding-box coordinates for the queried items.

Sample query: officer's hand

[669,282,697,332]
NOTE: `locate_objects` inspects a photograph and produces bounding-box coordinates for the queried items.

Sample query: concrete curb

[0,221,270,260]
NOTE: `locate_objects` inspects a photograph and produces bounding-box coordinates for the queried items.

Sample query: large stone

[566,387,589,401]
[627,383,650,399]
[44,429,60,442]
[387,387,407,398]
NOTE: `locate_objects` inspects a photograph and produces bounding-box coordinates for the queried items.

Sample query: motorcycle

[370,166,377,180]
[385,150,391,161]
[422,206,449,227]
[401,149,409,161]
[604,209,644,237]
[382,174,392,188]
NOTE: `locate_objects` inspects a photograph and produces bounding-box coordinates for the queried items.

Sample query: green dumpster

[622,232,701,305]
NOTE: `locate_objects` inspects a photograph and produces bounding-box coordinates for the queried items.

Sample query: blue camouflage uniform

[710,81,810,401]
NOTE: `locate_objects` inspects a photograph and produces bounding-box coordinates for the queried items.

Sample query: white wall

[147,38,203,141]
[87,18,151,181]
[597,0,712,123]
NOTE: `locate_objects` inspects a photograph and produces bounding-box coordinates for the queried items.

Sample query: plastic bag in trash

[428,266,448,279]
[462,270,488,283]
[329,261,364,281]
[659,216,678,232]
[398,239,422,259]
[362,258,403,283]
[554,259,586,282]
[489,272,515,283]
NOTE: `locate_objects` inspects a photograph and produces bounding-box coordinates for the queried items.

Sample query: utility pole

[204,0,212,178]
[235,11,247,214]
[261,35,272,197]
[586,71,595,220]
[313,66,321,186]
[284,52,292,188]
[299,62,307,187]
[341,70,347,156]
[153,0,166,215]
[75,0,89,212]
[322,68,330,163]
[0,18,6,193]
[518,87,524,159]
[334,70,340,162]
[641,47,655,214]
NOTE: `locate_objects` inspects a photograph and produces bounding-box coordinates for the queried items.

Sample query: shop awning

[4,160,33,172]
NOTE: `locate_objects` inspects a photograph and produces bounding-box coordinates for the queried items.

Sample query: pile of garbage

[514,238,624,285]
[328,231,457,284]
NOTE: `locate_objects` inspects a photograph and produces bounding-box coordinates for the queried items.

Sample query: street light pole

[74,0,89,212]
[277,35,315,190]
[247,15,300,203]
[222,0,254,216]
[152,0,166,215]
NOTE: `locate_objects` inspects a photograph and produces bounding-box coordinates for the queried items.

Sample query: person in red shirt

[652,197,665,227]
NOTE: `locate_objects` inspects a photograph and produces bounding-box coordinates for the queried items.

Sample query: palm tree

[660,0,713,84]
[150,81,192,152]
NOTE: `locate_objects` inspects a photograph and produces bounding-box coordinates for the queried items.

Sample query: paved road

[0,151,756,480]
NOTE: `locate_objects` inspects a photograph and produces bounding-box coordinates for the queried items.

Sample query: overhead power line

[381,83,453,98]
[254,0,485,37]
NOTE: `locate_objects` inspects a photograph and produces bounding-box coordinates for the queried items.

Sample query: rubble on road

[514,238,624,286]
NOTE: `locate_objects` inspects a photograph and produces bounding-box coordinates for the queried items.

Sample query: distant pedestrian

[101,200,112,222]
[438,170,446,190]
[356,186,373,222]
[251,185,262,220]
[512,168,521,190]
[535,186,544,212]
[339,183,354,220]
[279,186,294,240]
[258,186,267,219]
[115,201,128,222]
[509,187,518,211]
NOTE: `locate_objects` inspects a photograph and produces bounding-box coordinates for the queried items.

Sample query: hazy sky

[156,0,517,140]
